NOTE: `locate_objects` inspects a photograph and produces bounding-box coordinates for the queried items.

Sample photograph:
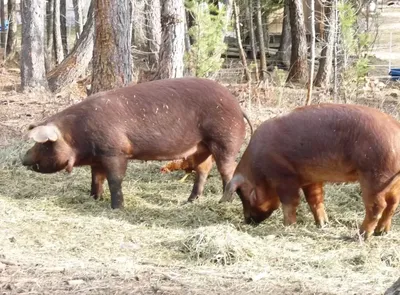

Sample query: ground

[1,67,400,295]
[2,7,400,295]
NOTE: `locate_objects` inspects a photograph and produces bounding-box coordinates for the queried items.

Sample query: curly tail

[242,111,254,136]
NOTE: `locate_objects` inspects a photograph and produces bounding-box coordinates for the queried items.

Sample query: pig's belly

[297,165,359,185]
[130,141,209,161]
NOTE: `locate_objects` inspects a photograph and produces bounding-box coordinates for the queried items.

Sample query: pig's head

[21,123,75,174]
[219,174,280,224]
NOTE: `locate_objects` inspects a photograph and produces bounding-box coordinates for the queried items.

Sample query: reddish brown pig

[21,77,253,209]
[220,103,400,239]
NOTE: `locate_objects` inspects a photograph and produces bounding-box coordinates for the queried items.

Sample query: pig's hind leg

[374,176,400,236]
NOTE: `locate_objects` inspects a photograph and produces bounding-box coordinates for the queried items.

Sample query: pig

[21,77,253,209]
[160,156,216,182]
[220,103,400,239]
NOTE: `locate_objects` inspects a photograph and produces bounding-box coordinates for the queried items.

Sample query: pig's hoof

[111,203,124,209]
[373,229,388,236]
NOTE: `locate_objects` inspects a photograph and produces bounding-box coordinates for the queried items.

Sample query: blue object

[389,68,400,81]
[0,19,9,31]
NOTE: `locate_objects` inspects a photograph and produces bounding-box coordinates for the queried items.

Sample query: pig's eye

[42,141,54,149]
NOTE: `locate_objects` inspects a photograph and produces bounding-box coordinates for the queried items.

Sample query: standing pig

[21,77,253,209]
[220,103,400,239]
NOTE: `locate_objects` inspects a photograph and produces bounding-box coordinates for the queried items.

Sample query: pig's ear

[219,174,245,203]
[27,125,59,143]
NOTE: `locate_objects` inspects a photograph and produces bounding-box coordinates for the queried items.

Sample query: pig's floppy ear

[27,125,59,143]
[219,174,245,203]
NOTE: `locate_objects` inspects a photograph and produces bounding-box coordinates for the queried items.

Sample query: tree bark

[314,0,335,88]
[53,0,65,64]
[153,0,185,80]
[145,0,161,70]
[276,0,291,68]
[286,0,308,83]
[305,0,316,105]
[0,0,5,47]
[233,0,251,82]
[255,0,267,81]
[91,0,132,94]
[6,0,17,59]
[220,0,233,43]
[73,0,84,39]
[47,1,94,92]
[45,0,54,71]
[21,0,48,90]
[132,0,147,52]
[246,0,258,81]
[60,0,68,56]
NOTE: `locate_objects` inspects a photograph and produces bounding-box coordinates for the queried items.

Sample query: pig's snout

[20,150,35,167]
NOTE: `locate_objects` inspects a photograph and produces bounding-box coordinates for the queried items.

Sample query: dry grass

[2,34,400,293]
[1,79,400,294]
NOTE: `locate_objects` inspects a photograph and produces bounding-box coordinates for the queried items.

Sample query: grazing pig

[21,77,253,209]
[220,103,400,239]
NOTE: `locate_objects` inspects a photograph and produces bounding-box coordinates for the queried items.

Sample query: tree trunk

[21,0,48,90]
[0,0,5,47]
[286,0,308,83]
[233,0,251,82]
[246,0,258,81]
[314,0,335,88]
[255,0,267,81]
[60,0,68,56]
[220,0,233,43]
[153,0,185,80]
[6,0,17,59]
[45,0,54,72]
[145,0,161,70]
[73,0,83,39]
[91,0,132,94]
[53,0,65,64]
[305,0,315,105]
[132,0,147,52]
[276,0,291,68]
[47,1,94,92]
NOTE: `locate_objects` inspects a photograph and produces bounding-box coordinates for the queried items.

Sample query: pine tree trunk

[47,1,94,92]
[132,0,147,52]
[276,0,291,68]
[145,0,161,70]
[91,0,132,94]
[255,0,267,81]
[60,0,68,56]
[314,0,335,88]
[233,0,251,82]
[220,0,233,43]
[53,0,65,64]
[45,0,54,71]
[6,0,17,58]
[153,0,185,80]
[246,0,258,81]
[0,0,5,48]
[21,0,48,90]
[286,0,308,83]
[305,0,315,105]
[73,0,83,38]
[0,0,5,47]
